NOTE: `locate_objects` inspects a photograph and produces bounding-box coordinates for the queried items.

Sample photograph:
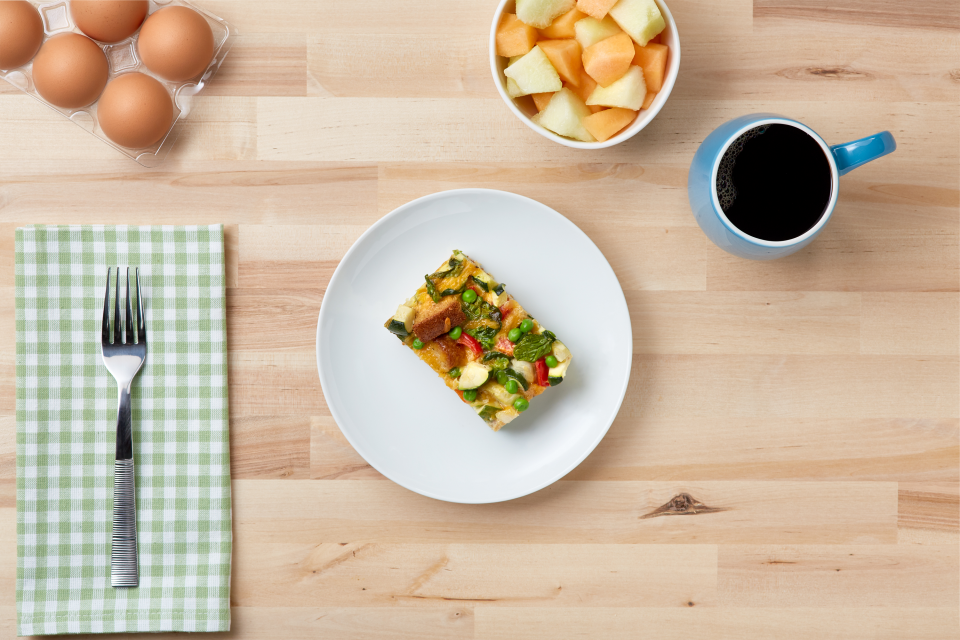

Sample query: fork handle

[112,385,138,587]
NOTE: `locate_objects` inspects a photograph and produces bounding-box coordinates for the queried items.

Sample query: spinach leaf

[502,368,530,391]
[513,332,556,362]
[430,257,464,280]
[440,283,466,297]
[470,275,489,292]
[466,325,499,350]
[461,296,492,321]
[424,275,440,303]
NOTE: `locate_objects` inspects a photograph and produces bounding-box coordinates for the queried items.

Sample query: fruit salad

[496,0,670,142]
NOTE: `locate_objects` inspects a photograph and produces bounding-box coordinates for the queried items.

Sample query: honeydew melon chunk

[504,45,563,97]
[537,87,597,142]
[506,54,525,96]
[516,0,577,29]
[574,15,622,49]
[586,65,646,110]
[608,0,665,46]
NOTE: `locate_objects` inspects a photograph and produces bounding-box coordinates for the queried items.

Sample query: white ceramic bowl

[489,0,681,149]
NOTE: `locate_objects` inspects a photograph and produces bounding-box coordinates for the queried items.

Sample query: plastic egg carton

[0,0,235,167]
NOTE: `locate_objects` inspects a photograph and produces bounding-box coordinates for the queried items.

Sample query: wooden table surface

[1,0,959,638]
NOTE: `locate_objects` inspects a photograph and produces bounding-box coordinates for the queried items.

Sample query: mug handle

[830,131,896,176]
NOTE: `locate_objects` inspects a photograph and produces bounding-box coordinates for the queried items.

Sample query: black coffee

[715,123,832,242]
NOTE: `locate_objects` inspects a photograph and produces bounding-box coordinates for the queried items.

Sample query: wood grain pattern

[1,0,957,637]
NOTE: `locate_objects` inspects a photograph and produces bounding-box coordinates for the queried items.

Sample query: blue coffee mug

[687,114,896,260]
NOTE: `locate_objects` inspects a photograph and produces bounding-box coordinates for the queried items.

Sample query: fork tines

[102,267,145,346]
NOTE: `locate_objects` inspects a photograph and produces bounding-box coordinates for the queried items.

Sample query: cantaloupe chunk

[582,32,634,87]
[648,33,661,44]
[516,0,576,28]
[565,72,604,112]
[573,16,622,49]
[632,41,668,92]
[576,0,618,20]
[641,90,655,109]
[532,92,555,111]
[496,13,539,57]
[537,87,596,141]
[581,107,636,141]
[586,65,646,109]
[538,7,585,38]
[608,0,665,46]
[537,39,583,86]
[504,45,563,96]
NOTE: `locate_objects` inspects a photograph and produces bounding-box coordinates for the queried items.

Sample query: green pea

[544,355,559,368]
[412,338,424,349]
[508,328,522,342]
[463,389,477,402]
[513,397,529,412]
[448,367,461,378]
[462,289,478,303]
[448,326,462,340]
[519,318,534,333]
[505,379,519,394]
[496,371,508,386]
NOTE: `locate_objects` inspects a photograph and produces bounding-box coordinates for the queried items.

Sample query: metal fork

[101,267,146,588]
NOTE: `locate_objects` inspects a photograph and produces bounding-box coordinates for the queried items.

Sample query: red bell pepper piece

[495,336,514,356]
[535,357,550,387]
[457,332,483,357]
[499,304,511,319]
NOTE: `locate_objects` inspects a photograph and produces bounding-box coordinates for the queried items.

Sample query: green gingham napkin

[15,225,232,635]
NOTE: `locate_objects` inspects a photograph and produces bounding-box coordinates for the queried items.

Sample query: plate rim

[316,188,633,503]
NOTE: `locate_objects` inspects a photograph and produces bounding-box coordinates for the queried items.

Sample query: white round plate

[316,189,632,503]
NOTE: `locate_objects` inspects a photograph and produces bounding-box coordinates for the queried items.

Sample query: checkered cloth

[15,225,232,635]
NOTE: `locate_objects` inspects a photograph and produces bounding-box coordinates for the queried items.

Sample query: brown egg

[0,1,44,70]
[137,6,214,82]
[32,33,109,109]
[97,72,173,148]
[70,0,149,43]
